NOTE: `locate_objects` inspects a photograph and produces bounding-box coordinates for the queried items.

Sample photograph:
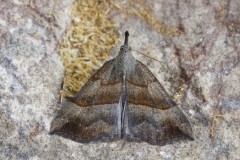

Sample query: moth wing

[50,59,123,142]
[124,60,193,145]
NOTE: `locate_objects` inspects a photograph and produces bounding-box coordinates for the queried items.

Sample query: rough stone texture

[0,0,240,160]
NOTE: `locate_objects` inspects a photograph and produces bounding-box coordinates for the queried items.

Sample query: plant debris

[59,0,119,98]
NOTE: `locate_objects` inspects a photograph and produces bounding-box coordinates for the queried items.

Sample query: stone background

[0,0,239,159]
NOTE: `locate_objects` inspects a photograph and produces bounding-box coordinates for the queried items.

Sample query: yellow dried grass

[59,0,119,98]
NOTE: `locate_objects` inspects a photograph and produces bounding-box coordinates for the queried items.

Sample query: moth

[50,31,193,145]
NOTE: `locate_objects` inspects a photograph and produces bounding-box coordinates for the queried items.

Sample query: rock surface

[0,0,239,159]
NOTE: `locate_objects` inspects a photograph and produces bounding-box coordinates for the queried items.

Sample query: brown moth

[50,31,193,145]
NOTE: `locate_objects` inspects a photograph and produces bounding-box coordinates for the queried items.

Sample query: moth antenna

[124,31,129,45]
[131,48,165,64]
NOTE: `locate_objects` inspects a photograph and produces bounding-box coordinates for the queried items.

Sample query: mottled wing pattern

[50,59,123,142]
[124,60,193,145]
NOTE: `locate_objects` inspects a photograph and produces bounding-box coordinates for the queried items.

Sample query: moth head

[120,45,129,53]
[120,31,130,53]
